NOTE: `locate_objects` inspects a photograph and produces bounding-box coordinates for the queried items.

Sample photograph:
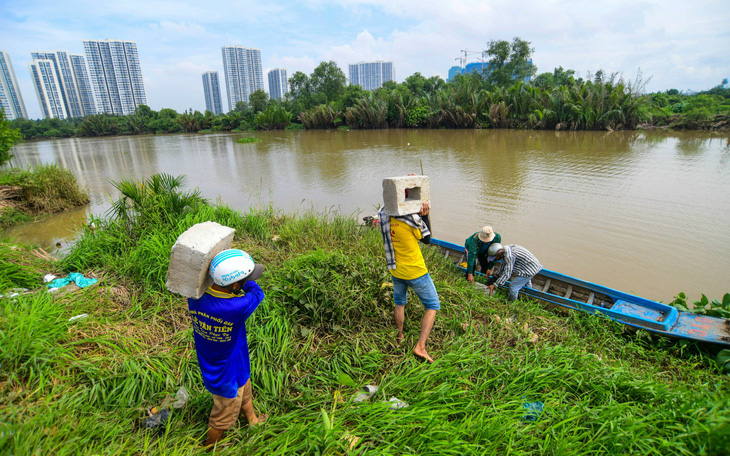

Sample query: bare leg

[394,305,405,343]
[239,380,267,426]
[240,398,267,425]
[413,309,437,363]
[204,427,226,448]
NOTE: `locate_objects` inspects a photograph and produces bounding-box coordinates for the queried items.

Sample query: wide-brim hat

[478,226,495,243]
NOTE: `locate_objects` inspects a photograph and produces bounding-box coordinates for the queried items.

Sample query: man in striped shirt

[486,244,543,301]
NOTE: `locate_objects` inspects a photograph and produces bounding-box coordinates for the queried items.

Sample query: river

[5,129,730,302]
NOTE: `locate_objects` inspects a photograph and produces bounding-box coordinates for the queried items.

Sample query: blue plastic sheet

[522,401,544,422]
[47,272,98,290]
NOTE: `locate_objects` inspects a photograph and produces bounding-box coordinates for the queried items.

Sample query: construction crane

[455,49,487,75]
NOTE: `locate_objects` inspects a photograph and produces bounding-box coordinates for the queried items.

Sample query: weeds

[236,137,261,143]
[670,292,730,319]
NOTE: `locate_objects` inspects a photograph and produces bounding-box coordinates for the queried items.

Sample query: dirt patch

[0,186,22,211]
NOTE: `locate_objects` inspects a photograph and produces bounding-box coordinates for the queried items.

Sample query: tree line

[8,38,730,139]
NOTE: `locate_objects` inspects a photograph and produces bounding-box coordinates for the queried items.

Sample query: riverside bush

[0,164,89,227]
[0,164,89,214]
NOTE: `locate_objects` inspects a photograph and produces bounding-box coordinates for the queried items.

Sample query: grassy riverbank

[0,164,89,228]
[1,177,729,455]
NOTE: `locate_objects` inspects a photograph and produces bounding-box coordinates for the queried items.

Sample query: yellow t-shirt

[389,217,428,280]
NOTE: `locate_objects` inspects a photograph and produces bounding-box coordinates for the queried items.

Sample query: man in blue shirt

[187,249,266,448]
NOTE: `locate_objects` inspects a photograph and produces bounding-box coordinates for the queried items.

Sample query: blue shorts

[392,273,441,310]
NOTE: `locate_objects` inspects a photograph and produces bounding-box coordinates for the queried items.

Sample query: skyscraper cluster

[348,61,395,91]
[1,40,147,120]
[5,39,400,120]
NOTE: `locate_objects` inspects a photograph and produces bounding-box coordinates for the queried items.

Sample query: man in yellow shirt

[378,202,440,363]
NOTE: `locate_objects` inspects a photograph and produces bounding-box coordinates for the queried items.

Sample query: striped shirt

[495,245,543,287]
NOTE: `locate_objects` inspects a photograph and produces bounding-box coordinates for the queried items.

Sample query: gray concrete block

[166,221,236,299]
[382,175,430,216]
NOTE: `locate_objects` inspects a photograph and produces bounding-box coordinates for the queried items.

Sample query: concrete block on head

[382,175,430,216]
[166,221,236,299]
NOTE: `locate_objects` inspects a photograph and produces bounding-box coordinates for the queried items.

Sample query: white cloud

[4,0,729,118]
[153,21,207,37]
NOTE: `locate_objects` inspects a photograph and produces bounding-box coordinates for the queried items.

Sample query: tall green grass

[1,174,728,455]
[0,242,46,292]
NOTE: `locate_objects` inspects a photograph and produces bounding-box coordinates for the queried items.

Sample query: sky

[2,0,729,120]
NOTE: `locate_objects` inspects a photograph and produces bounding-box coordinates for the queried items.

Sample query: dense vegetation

[8,38,730,138]
[1,174,728,455]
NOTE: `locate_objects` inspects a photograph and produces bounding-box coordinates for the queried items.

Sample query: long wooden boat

[430,238,730,347]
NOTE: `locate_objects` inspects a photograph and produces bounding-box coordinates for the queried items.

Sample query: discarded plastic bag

[172,387,189,409]
[0,288,30,299]
[522,400,544,421]
[46,272,98,290]
[386,397,409,410]
[144,408,172,429]
[353,385,378,403]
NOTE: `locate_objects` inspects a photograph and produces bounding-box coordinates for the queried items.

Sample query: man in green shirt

[464,226,502,283]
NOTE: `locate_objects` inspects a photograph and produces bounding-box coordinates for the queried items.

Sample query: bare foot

[250,413,268,426]
[396,333,404,344]
[413,348,434,363]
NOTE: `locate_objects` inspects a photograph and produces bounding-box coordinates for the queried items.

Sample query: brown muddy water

[5,129,730,302]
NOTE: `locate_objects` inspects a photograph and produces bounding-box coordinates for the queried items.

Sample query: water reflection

[4,206,89,252]
[6,129,730,302]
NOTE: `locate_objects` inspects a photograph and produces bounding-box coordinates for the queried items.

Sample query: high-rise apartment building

[221,46,264,110]
[29,58,68,119]
[267,68,288,101]
[70,54,97,116]
[0,51,28,120]
[83,39,147,115]
[202,71,223,115]
[348,61,395,91]
[30,51,96,118]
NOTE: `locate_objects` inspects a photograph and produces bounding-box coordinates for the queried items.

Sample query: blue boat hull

[430,238,730,347]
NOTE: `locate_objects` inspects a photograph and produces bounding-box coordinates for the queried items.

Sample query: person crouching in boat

[464,225,502,283]
[486,244,543,301]
[377,201,440,363]
[188,249,267,448]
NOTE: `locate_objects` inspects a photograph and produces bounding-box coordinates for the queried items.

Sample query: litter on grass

[171,387,189,409]
[143,387,189,429]
[522,400,544,421]
[353,385,379,403]
[386,397,409,410]
[46,272,98,291]
[144,408,171,429]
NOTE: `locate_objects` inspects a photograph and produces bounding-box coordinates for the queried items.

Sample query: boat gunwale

[429,238,685,334]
